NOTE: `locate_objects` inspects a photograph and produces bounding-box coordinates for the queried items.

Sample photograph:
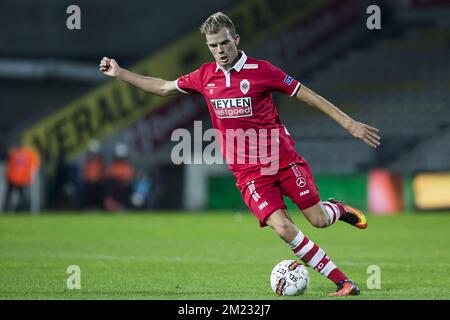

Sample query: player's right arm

[295,85,381,148]
[99,57,179,98]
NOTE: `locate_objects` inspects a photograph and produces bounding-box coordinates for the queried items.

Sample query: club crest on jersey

[240,79,250,94]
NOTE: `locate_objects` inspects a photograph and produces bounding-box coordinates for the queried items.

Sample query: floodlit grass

[0,211,449,299]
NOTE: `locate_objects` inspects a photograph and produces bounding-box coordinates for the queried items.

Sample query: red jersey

[176,51,301,172]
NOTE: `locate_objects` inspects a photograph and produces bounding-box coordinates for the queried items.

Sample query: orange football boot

[330,280,360,297]
[328,198,368,229]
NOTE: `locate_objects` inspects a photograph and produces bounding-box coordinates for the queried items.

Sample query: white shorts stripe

[321,261,336,277]
[307,249,325,268]
[295,240,314,259]
[175,78,189,94]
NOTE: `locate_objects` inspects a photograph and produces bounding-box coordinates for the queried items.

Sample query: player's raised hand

[99,57,120,77]
[347,120,381,148]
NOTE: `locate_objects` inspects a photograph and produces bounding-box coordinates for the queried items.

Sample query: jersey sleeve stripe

[290,82,301,97]
[175,78,189,94]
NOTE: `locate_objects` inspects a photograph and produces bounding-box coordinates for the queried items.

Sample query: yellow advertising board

[413,172,450,210]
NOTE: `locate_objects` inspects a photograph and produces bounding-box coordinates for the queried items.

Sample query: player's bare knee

[305,211,329,229]
[309,215,329,229]
[315,219,329,228]
[302,203,330,229]
[267,217,295,239]
[267,220,288,234]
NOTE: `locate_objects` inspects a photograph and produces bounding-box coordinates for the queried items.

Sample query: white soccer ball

[270,260,310,296]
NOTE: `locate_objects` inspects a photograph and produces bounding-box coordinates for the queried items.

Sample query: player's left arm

[295,84,381,148]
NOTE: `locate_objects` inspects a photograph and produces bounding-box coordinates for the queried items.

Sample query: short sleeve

[263,62,301,97]
[176,68,202,94]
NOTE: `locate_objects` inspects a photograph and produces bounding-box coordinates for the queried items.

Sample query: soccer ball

[270,260,310,296]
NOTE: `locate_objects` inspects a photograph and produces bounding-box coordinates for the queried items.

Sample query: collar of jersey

[215,51,247,73]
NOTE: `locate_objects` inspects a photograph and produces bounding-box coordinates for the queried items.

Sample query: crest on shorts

[240,79,250,94]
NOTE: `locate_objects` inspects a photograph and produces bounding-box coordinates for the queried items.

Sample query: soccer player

[99,12,380,296]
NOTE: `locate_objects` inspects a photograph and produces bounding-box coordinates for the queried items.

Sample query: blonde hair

[200,12,236,36]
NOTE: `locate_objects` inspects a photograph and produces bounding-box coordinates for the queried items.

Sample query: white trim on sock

[288,230,305,250]
[321,261,337,277]
[321,201,340,225]
[308,248,326,268]
[296,240,314,259]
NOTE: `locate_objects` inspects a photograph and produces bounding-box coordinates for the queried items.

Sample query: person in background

[2,141,40,212]
[131,170,152,209]
[104,142,135,212]
[82,140,106,210]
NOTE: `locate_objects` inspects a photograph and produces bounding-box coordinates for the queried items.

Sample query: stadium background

[0,0,449,300]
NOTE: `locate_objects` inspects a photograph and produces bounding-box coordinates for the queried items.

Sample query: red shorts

[234,152,320,227]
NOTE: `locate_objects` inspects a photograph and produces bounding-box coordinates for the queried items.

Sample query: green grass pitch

[1,211,449,299]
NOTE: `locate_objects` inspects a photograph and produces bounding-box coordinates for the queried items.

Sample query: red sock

[288,231,348,285]
[327,268,348,284]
